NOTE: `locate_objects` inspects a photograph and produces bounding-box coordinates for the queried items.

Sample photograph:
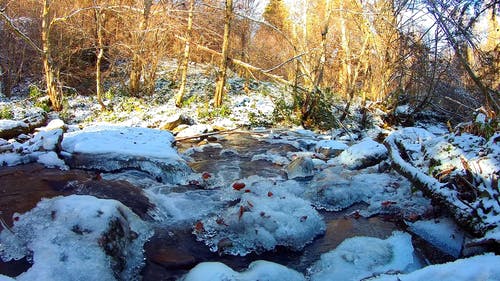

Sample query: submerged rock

[60,125,191,184]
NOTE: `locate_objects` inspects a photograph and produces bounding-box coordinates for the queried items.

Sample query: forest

[0,0,498,128]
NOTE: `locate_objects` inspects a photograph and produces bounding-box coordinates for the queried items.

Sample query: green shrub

[0,106,13,119]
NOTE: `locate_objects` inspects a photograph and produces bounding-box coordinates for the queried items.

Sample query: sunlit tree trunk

[214,0,233,108]
[175,0,195,107]
[129,0,153,96]
[94,1,106,110]
[42,0,63,111]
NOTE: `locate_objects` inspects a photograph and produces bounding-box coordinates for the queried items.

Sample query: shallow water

[0,132,452,280]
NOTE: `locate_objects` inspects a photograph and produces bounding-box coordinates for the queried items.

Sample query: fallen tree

[384,129,499,244]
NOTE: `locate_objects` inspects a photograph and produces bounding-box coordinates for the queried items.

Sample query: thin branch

[0,11,42,53]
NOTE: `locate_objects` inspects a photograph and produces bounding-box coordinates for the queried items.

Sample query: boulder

[0,120,29,140]
[337,138,388,169]
[286,156,315,179]
[60,125,191,184]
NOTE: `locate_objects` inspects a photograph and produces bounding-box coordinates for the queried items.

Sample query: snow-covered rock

[286,156,315,179]
[182,260,306,281]
[195,177,325,256]
[0,128,66,169]
[176,124,211,138]
[368,254,500,281]
[315,139,348,157]
[0,138,13,153]
[307,231,418,281]
[0,195,153,281]
[407,217,465,258]
[0,120,29,139]
[338,138,388,169]
[60,125,191,184]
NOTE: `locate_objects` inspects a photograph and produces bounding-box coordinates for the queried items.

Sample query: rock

[337,137,388,169]
[22,111,47,130]
[148,247,196,270]
[0,195,153,281]
[176,124,211,138]
[160,113,192,131]
[40,119,66,131]
[0,120,29,140]
[60,125,191,184]
[315,140,348,157]
[286,156,315,179]
[0,138,13,153]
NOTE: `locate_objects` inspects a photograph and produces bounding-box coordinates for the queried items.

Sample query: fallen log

[384,133,487,237]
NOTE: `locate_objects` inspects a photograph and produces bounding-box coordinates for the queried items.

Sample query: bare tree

[214,0,233,107]
[175,0,195,107]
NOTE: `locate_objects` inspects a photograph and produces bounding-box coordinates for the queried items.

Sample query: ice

[251,153,291,165]
[337,137,388,169]
[0,195,153,281]
[368,254,500,281]
[194,177,325,256]
[308,231,418,281]
[0,276,15,281]
[309,167,412,212]
[145,188,225,226]
[407,217,465,258]
[61,125,191,184]
[182,260,306,281]
[315,139,348,157]
[36,151,68,170]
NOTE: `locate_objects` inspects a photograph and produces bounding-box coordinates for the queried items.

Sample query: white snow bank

[61,125,191,184]
[195,176,325,256]
[368,254,500,281]
[182,260,305,281]
[0,120,28,131]
[308,231,418,281]
[337,138,388,169]
[0,195,152,281]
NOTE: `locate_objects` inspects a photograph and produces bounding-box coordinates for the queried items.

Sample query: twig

[174,127,240,142]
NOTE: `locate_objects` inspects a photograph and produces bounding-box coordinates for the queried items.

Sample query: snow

[337,137,388,169]
[407,217,465,258]
[315,139,348,157]
[308,231,419,281]
[0,195,153,281]
[0,120,27,131]
[368,254,500,281]
[60,125,191,184]
[182,260,305,281]
[36,151,68,170]
[194,176,326,256]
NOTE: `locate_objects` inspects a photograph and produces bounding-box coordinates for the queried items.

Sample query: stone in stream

[337,137,388,169]
[60,125,191,185]
[0,195,153,281]
[286,156,315,179]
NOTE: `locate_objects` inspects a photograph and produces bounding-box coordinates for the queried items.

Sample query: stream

[0,131,453,280]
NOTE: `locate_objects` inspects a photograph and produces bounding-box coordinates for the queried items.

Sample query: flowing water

[0,131,452,280]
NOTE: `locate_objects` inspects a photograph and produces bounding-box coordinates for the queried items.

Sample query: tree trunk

[175,0,195,107]
[95,3,106,110]
[129,0,153,96]
[42,0,63,111]
[214,0,233,108]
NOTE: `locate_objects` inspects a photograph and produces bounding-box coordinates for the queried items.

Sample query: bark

[129,0,153,96]
[95,3,106,110]
[42,0,63,111]
[175,0,195,107]
[214,0,233,108]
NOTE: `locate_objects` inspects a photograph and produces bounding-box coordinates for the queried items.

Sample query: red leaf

[202,172,211,179]
[238,206,245,220]
[381,201,397,207]
[232,182,246,190]
[267,191,273,197]
[195,221,204,232]
[244,189,251,193]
